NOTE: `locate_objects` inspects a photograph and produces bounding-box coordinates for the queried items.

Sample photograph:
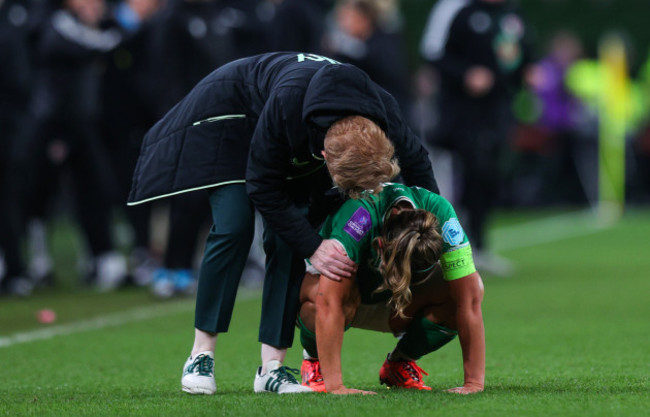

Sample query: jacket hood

[302,64,388,148]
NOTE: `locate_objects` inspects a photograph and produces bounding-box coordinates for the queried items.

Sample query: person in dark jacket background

[0,0,32,296]
[128,52,437,395]
[16,0,128,290]
[102,0,165,288]
[266,0,332,54]
[420,0,535,276]
[323,0,412,113]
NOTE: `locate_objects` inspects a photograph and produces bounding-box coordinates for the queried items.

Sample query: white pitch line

[490,209,612,253]
[0,211,613,349]
[0,289,261,349]
[0,301,193,349]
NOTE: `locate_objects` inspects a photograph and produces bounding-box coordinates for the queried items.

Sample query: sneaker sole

[379,378,431,391]
[182,384,216,395]
[254,383,314,394]
[254,387,314,394]
[302,383,326,393]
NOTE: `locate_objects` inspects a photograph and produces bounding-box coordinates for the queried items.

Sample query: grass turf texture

[1,210,649,416]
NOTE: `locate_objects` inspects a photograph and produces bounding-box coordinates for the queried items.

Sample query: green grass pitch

[1,210,648,416]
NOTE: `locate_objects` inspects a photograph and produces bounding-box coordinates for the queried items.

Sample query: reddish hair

[324,116,401,199]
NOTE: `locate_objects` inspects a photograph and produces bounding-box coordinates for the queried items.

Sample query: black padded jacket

[128,52,437,257]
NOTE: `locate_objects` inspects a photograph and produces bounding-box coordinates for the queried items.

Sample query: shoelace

[190,354,214,377]
[271,366,301,384]
[402,361,429,382]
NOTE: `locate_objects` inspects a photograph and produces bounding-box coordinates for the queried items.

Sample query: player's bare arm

[315,271,375,395]
[447,271,485,394]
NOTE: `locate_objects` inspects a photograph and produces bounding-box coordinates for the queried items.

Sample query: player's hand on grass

[329,386,376,395]
[309,239,357,282]
[446,384,484,394]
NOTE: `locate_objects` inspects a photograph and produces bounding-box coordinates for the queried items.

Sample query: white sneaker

[96,252,128,291]
[29,254,54,285]
[181,351,217,395]
[254,360,313,394]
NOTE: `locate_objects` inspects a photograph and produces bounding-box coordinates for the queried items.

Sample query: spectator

[16,0,127,290]
[420,0,535,276]
[524,30,588,205]
[150,0,267,114]
[0,0,32,295]
[102,0,165,286]
[323,0,411,111]
[265,0,332,54]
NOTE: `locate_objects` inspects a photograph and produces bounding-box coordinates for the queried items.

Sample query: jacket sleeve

[246,93,323,258]
[381,90,439,194]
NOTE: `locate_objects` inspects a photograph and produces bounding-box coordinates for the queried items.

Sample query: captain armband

[440,245,476,280]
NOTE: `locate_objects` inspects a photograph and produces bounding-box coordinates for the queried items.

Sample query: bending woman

[298,183,485,394]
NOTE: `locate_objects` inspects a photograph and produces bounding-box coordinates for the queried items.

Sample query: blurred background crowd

[1,0,649,298]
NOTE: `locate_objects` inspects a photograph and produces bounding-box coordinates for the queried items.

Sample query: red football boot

[379,356,432,390]
[301,359,326,392]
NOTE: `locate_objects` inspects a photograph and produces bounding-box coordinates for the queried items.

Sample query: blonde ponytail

[373,209,442,318]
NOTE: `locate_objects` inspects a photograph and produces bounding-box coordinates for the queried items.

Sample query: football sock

[387,347,413,362]
[297,316,318,359]
[395,316,458,361]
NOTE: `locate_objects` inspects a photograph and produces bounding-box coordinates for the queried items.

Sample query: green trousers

[194,184,305,348]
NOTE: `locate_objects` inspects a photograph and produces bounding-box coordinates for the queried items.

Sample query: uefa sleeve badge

[442,218,465,246]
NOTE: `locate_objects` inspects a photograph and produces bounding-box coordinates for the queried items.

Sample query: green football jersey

[318,183,476,303]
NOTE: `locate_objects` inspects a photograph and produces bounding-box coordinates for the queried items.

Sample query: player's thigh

[300,273,320,305]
